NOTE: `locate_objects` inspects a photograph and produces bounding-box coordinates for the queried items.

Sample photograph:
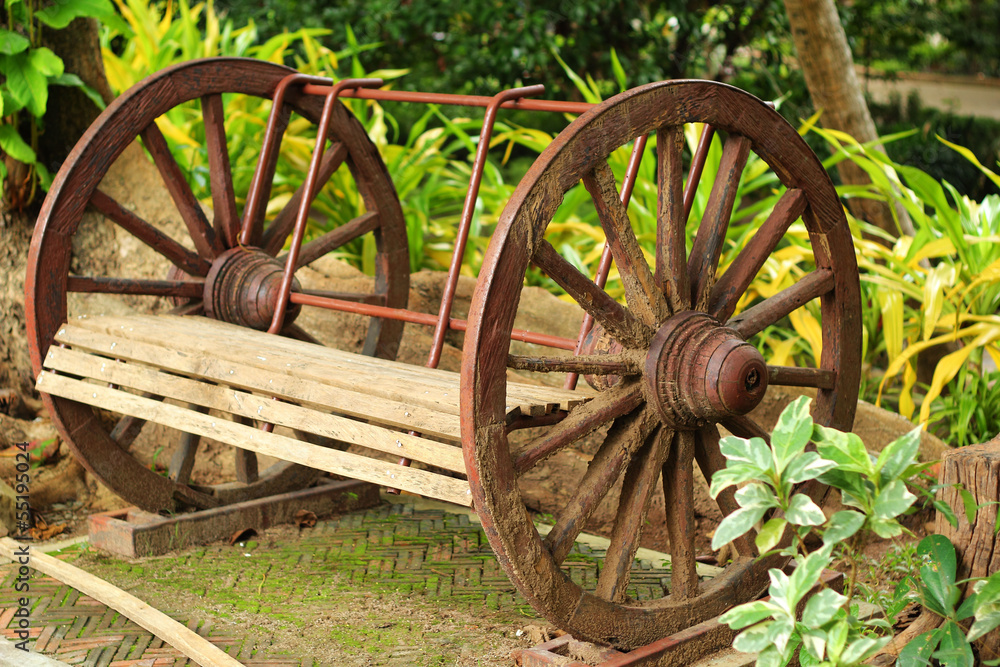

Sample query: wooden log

[0,537,243,667]
[934,434,1000,659]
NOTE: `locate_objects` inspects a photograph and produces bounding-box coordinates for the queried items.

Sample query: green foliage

[812,127,1000,445]
[845,0,1000,78]
[0,0,115,209]
[713,398,1000,666]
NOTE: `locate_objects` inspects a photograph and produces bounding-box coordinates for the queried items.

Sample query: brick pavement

[0,499,673,665]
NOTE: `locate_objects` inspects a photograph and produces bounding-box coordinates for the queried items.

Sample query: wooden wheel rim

[26,57,409,512]
[462,80,861,648]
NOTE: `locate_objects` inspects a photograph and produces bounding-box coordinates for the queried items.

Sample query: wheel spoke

[662,430,698,599]
[543,405,658,564]
[656,125,689,314]
[109,411,154,451]
[90,190,212,276]
[683,125,716,221]
[201,94,241,248]
[533,240,649,348]
[688,134,752,311]
[727,268,834,339]
[169,431,200,485]
[513,383,644,473]
[242,104,293,247]
[694,425,756,558]
[281,322,324,346]
[167,300,204,316]
[583,162,666,324]
[284,210,379,270]
[67,276,204,299]
[722,415,771,446]
[768,365,836,389]
[710,189,807,322]
[596,427,674,602]
[140,122,223,258]
[260,142,348,255]
[507,353,640,376]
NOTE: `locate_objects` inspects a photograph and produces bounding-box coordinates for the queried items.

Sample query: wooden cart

[25,57,861,649]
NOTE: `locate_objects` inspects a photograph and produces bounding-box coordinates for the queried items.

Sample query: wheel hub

[644,311,767,429]
[202,247,301,330]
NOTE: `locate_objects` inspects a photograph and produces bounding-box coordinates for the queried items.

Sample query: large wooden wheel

[26,58,409,513]
[462,80,861,648]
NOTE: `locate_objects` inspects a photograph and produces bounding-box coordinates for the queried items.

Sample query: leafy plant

[713,397,1000,665]
[0,0,122,209]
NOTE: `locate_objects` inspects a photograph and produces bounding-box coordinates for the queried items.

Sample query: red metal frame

[236,76,717,376]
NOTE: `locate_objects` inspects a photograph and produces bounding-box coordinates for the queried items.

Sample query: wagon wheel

[26,58,409,513]
[462,80,861,648]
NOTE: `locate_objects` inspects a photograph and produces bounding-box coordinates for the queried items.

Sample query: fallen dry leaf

[295,509,317,528]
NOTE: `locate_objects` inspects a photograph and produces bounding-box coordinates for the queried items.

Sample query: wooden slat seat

[36,314,592,506]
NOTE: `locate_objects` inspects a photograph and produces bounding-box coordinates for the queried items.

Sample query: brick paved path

[0,499,673,666]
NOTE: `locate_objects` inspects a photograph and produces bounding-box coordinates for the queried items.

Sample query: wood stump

[933,434,1000,661]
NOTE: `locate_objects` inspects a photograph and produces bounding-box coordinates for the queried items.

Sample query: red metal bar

[268,78,384,335]
[240,73,332,247]
[288,291,577,350]
[309,85,592,114]
[564,133,649,390]
[427,84,546,368]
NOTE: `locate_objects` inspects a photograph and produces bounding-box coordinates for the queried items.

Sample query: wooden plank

[65,315,592,414]
[36,372,473,506]
[50,325,462,441]
[0,537,244,667]
[44,346,466,473]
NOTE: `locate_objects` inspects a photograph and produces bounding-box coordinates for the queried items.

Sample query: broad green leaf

[825,618,849,661]
[718,599,781,630]
[755,517,786,554]
[897,628,940,666]
[711,505,768,550]
[870,516,905,539]
[800,628,827,661]
[934,620,974,667]
[959,487,978,525]
[0,52,46,116]
[875,426,922,482]
[801,587,846,627]
[28,47,63,77]
[787,548,833,610]
[785,494,826,527]
[782,451,836,485]
[0,124,36,163]
[0,29,29,55]
[872,479,917,520]
[771,396,813,472]
[708,463,762,498]
[813,424,874,476]
[823,510,866,545]
[918,536,960,614]
[842,636,892,664]
[754,644,787,667]
[720,435,772,472]
[967,608,1000,642]
[733,483,778,510]
[35,0,120,29]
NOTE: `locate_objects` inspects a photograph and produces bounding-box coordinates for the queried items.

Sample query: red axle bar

[288,291,577,350]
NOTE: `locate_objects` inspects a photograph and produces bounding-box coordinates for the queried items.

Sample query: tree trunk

[1,18,116,401]
[782,0,914,238]
[934,435,1000,662]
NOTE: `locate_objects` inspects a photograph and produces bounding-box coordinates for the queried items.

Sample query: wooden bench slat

[44,346,466,473]
[36,372,473,506]
[50,325,462,441]
[67,314,590,414]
